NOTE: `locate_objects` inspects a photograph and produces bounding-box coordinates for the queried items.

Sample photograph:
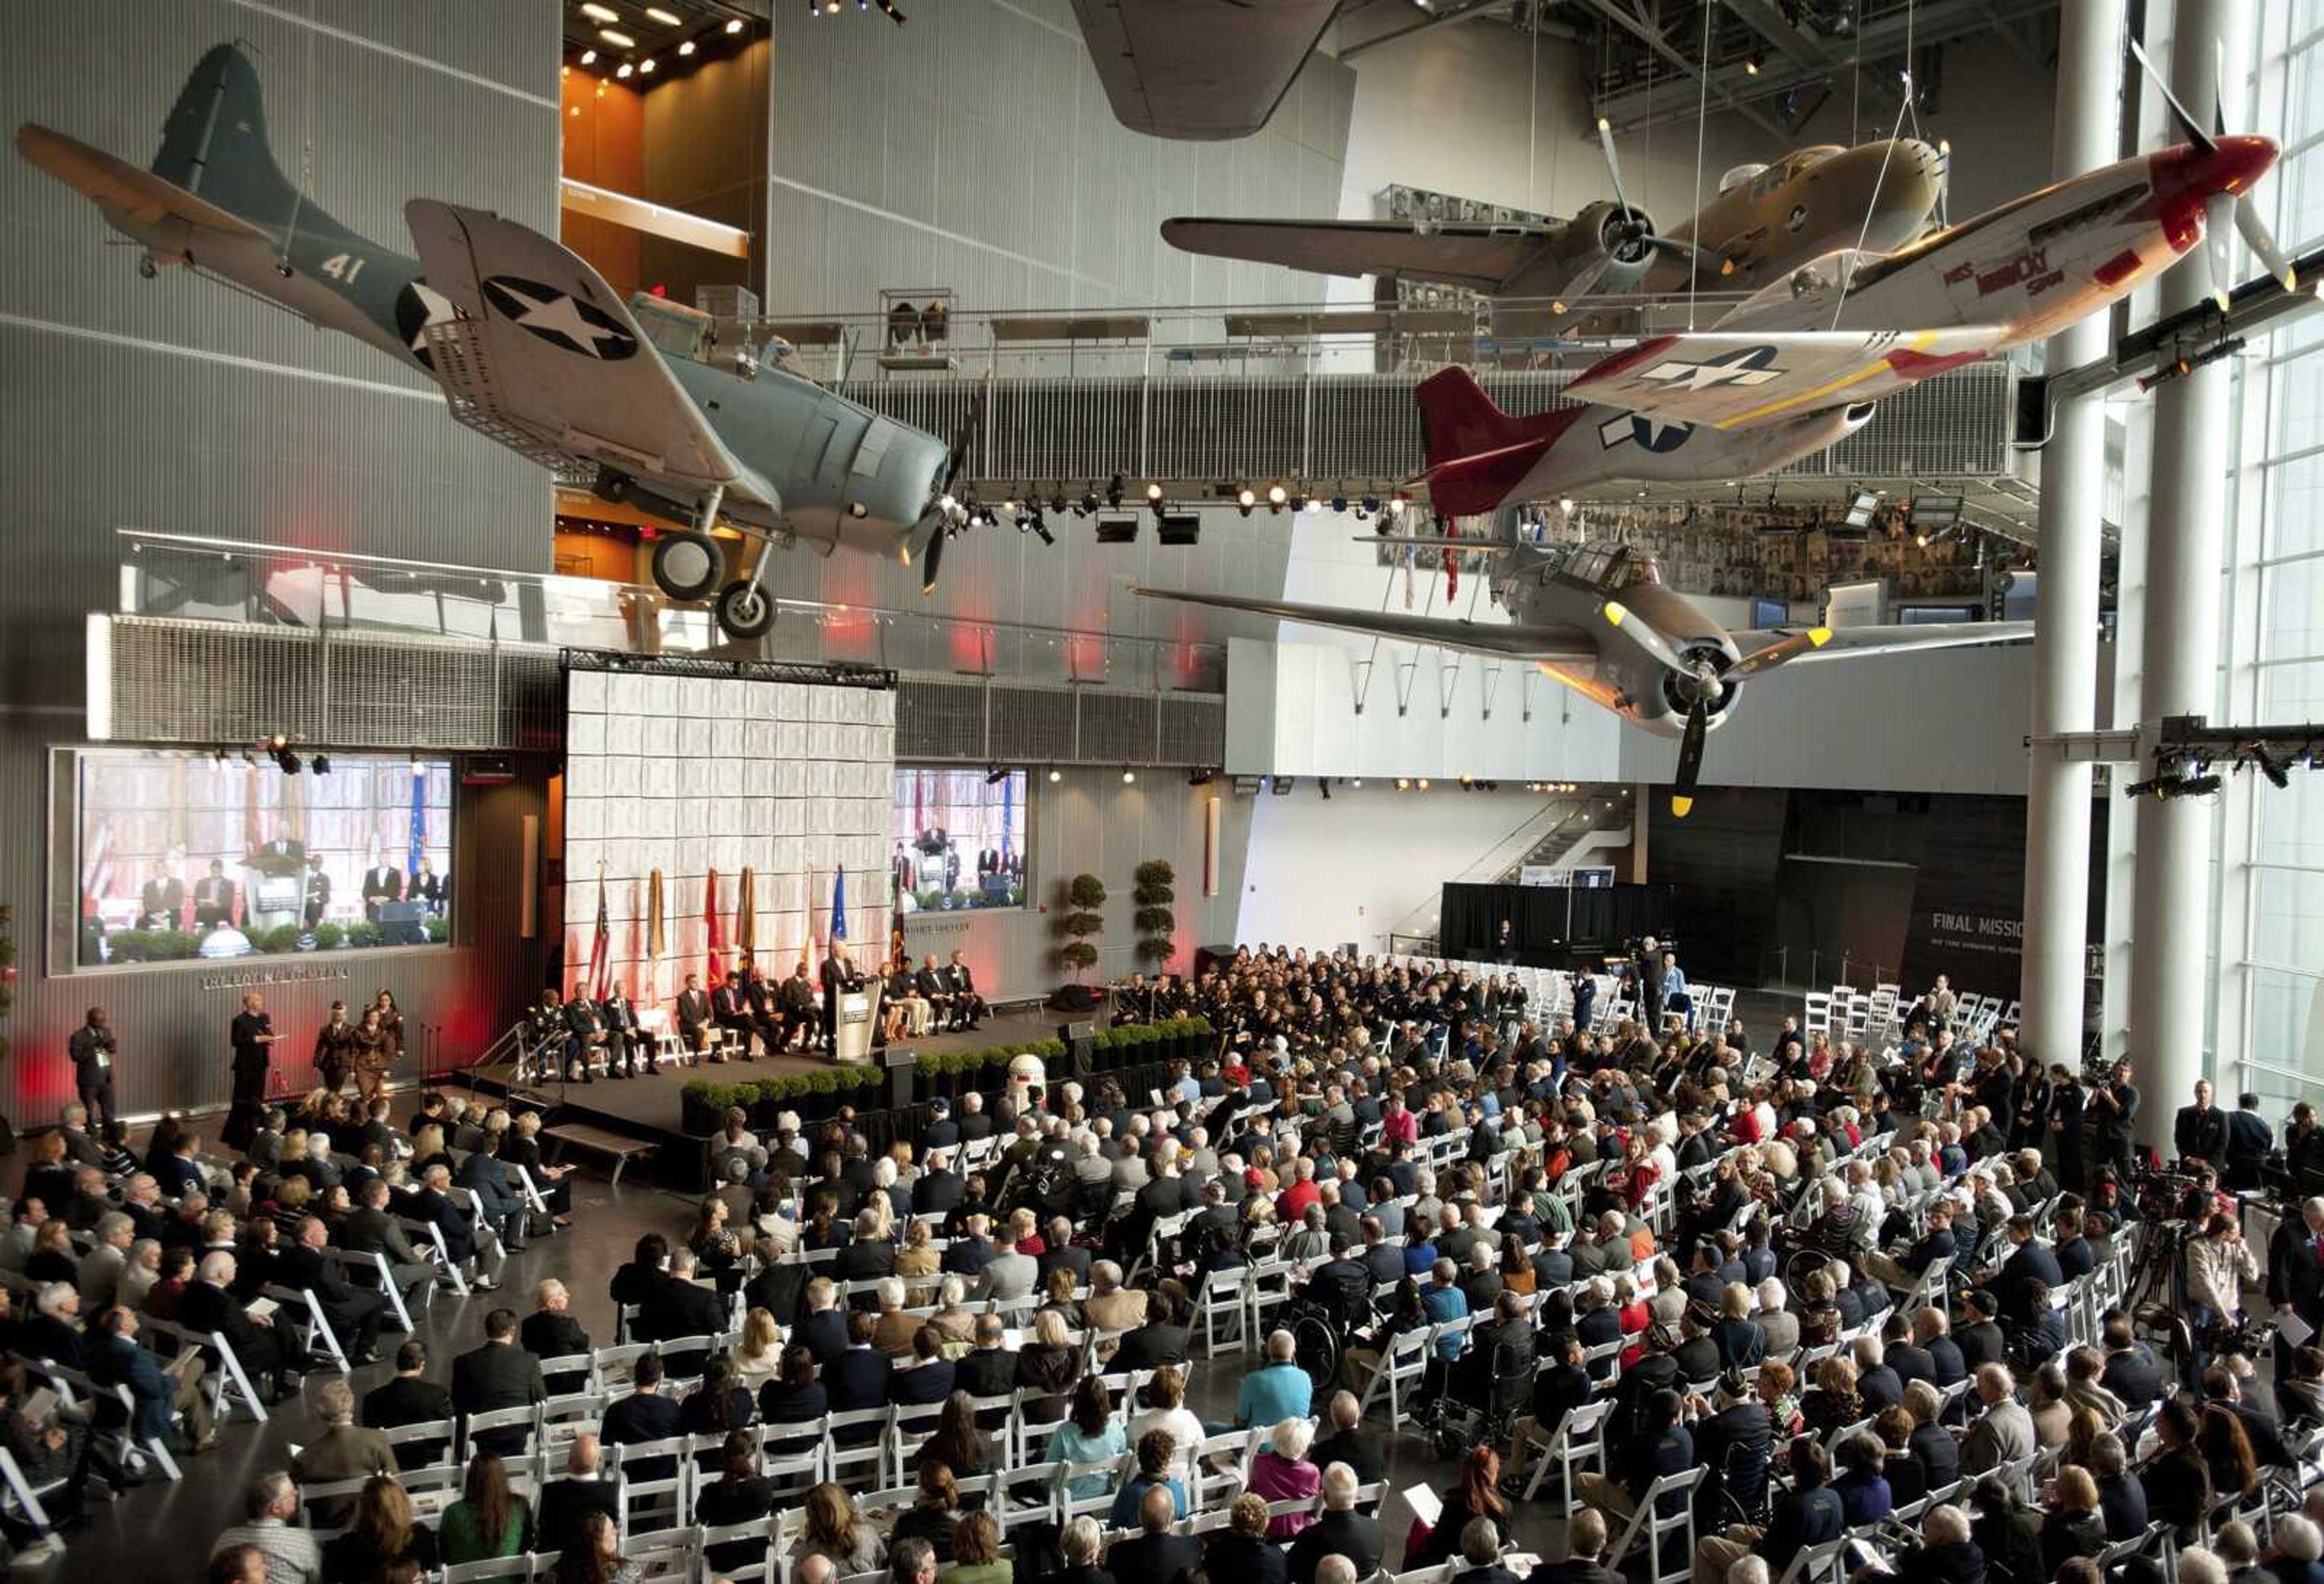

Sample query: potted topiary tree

[1060,872,1106,983]
[1132,859,1175,972]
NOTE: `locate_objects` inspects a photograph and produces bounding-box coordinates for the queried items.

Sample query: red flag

[704,866,724,985]
[1443,517,1460,599]
[585,866,611,1001]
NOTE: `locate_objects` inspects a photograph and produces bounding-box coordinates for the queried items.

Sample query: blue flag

[830,865,847,942]
[407,765,426,880]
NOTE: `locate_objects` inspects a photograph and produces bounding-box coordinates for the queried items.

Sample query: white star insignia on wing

[1638,356,1784,392]
[513,289,615,357]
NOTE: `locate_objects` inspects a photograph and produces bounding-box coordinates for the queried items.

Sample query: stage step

[540,1121,657,1186]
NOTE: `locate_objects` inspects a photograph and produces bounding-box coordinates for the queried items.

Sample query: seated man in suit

[453,1306,546,1457]
[887,1326,957,1407]
[364,1339,455,1468]
[289,1378,395,1523]
[409,1163,507,1289]
[520,1278,593,1394]
[600,1351,683,1483]
[338,1177,438,1315]
[1860,1202,1958,1295]
[822,1311,894,1423]
[278,1214,389,1366]
[455,1134,528,1255]
[674,974,713,1058]
[778,963,820,1052]
[561,992,609,1084]
[739,960,784,1057]
[179,1249,297,1400]
[913,957,953,1033]
[635,1248,725,1376]
[943,951,986,1032]
[1109,1483,1201,1584]
[537,1433,622,1556]
[710,973,755,1060]
[88,1303,215,1456]
[600,987,645,1078]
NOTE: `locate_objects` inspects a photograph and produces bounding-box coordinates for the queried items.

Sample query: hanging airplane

[1072,0,1342,141]
[1137,59,2295,815]
[15,43,990,643]
[1398,65,2294,519]
[1160,136,1951,318]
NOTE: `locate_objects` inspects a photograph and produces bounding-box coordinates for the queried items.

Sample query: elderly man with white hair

[76,1209,136,1309]
[1238,1328,1315,1428]
[2267,1513,2324,1584]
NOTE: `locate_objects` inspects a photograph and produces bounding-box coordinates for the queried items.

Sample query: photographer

[2185,1211,2260,1395]
[2087,1059,2139,1180]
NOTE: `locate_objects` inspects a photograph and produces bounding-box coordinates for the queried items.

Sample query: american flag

[79,812,114,917]
[704,866,724,985]
[585,865,611,1001]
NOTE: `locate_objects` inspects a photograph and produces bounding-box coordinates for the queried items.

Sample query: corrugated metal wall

[0,1,562,1121]
[758,0,1356,317]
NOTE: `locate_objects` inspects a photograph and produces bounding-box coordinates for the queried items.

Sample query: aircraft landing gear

[647,482,728,605]
[714,578,776,641]
[650,531,723,603]
[137,256,158,280]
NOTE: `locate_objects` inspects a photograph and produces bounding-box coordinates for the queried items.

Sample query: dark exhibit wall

[1644,787,1790,987]
[0,1,563,1122]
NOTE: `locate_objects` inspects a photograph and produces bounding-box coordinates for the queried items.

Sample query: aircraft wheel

[138,257,158,281]
[651,530,724,603]
[714,580,777,641]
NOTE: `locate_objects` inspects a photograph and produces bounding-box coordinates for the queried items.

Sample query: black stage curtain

[1439,882,1676,966]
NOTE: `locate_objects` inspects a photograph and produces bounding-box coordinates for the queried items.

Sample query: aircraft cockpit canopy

[1564,544,1662,589]
[1731,249,1871,316]
[627,292,715,364]
[1765,145,1846,185]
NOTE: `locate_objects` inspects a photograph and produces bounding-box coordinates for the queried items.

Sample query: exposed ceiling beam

[1578,0,1791,140]
[1721,0,1905,120]
[1339,0,1538,61]
[1592,0,2059,136]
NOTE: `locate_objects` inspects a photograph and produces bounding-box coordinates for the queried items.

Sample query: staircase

[1389,795,1633,941]
[1491,798,1632,883]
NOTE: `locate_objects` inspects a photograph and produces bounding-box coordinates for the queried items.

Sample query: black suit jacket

[798,1307,850,1363]
[602,1392,684,1481]
[537,1476,622,1556]
[451,1342,547,1430]
[954,1348,1017,1401]
[522,1310,594,1387]
[824,1347,893,1411]
[1288,1510,1384,1584]
[1109,1533,1201,1584]
[888,1360,956,1406]
[2176,1105,2230,1163]
[364,1375,455,1468]
[637,1278,726,1344]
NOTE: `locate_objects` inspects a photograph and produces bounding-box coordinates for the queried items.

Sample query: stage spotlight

[1389,497,1407,518]
[1187,768,1215,786]
[310,754,331,775]
[1236,486,1256,517]
[985,765,1009,785]
[1076,491,1097,517]
[1744,48,1765,74]
[1360,493,1380,515]
[213,747,229,764]
[1270,776,1292,797]
[1048,492,1067,515]
[1121,769,1136,785]
[1048,768,1063,784]
[1319,777,1331,800]
[1416,777,1431,790]
[1291,490,1310,512]
[275,749,301,775]
[1459,773,1474,788]
[1028,515,1055,546]
[1330,490,1349,513]
[1146,481,1164,505]
[1349,778,1362,788]
[1107,473,1125,509]
[2256,747,2291,789]
[1394,777,1411,791]
[268,733,289,751]
[1267,483,1288,513]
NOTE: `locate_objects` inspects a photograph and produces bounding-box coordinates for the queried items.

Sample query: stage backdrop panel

[561,664,896,1004]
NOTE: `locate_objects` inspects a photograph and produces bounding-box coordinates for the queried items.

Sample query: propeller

[1601,600,1726,819]
[905,390,984,595]
[1672,699,1709,820]
[2128,35,2297,301]
[1599,600,1689,672]
[1595,117,1635,226]
[1727,624,1833,680]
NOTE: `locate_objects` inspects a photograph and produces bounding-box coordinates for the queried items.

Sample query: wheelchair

[1422,1338,1533,1461]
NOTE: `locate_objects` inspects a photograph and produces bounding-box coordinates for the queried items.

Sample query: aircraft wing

[1564,327,2010,431]
[16,123,271,243]
[1131,586,1597,661]
[1073,0,1340,141]
[1160,217,1546,291]
[404,199,780,508]
[1735,619,2033,669]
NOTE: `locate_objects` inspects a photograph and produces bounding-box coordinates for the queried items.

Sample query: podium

[832,984,883,1066]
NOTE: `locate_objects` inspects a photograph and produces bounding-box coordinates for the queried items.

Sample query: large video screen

[893,767,1028,912]
[76,750,454,967]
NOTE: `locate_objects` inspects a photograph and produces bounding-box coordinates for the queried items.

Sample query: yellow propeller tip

[1604,601,1627,627]
[1670,796,1694,818]
[1808,627,1833,647]
[1721,260,1735,277]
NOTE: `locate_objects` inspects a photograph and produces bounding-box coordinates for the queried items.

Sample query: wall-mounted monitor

[73,749,453,969]
[893,766,1029,912]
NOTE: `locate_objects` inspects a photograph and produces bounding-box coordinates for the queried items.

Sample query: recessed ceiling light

[638,56,656,71]
[677,38,695,54]
[599,26,635,46]
[579,47,597,62]
[725,15,744,30]
[581,2,620,21]
[616,60,634,76]
[645,5,683,22]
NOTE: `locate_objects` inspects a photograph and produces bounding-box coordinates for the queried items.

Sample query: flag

[737,866,757,962]
[79,812,114,918]
[585,863,611,1001]
[407,764,427,881]
[1401,536,1417,610]
[1443,518,1460,599]
[830,865,848,945]
[999,774,1015,868]
[646,867,665,1005]
[704,866,724,984]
